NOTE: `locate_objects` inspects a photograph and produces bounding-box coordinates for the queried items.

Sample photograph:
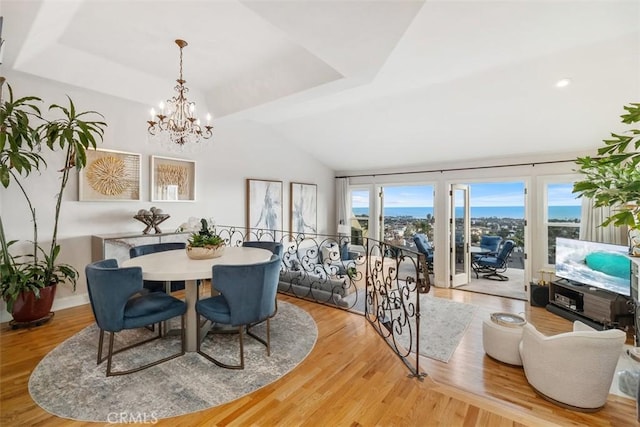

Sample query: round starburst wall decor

[86,156,128,195]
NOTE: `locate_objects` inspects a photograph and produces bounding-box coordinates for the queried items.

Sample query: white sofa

[519,320,626,411]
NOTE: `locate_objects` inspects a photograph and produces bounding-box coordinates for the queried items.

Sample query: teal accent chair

[129,242,187,292]
[85,259,187,376]
[196,255,280,369]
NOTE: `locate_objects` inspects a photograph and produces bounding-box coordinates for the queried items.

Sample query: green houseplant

[185,218,225,260]
[0,82,106,321]
[573,102,640,254]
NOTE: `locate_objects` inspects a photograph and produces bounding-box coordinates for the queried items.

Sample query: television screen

[555,238,631,296]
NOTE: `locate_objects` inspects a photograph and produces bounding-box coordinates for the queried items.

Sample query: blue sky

[352,182,580,208]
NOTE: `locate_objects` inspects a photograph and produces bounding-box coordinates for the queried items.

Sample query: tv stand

[547,280,633,329]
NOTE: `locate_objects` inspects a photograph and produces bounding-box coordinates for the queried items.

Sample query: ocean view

[353,206,581,220]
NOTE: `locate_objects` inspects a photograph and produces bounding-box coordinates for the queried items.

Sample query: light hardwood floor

[0,289,637,426]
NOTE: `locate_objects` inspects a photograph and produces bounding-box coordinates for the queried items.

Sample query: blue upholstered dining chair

[129,242,186,292]
[196,255,281,369]
[242,240,284,259]
[472,240,516,281]
[85,259,187,376]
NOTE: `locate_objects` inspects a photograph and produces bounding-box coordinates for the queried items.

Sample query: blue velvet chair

[472,240,516,281]
[413,233,434,270]
[129,242,187,292]
[85,259,187,376]
[242,240,284,259]
[196,255,280,369]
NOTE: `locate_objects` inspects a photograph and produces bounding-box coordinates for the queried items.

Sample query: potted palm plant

[0,81,106,324]
[573,102,640,255]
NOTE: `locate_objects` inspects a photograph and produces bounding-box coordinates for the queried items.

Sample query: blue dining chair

[85,259,187,376]
[129,242,187,293]
[196,255,280,369]
[242,240,284,259]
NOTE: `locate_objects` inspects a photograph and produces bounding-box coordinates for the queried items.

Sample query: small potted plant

[185,218,225,259]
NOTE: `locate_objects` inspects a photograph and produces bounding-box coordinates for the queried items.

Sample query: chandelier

[147,39,213,146]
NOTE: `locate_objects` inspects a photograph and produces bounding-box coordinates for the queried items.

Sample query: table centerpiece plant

[184,218,225,259]
[0,81,106,323]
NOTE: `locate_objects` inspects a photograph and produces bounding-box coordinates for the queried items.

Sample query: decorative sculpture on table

[133,206,170,234]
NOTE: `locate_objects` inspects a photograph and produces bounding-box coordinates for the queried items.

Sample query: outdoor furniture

[413,233,434,271]
[85,259,187,376]
[196,255,281,369]
[519,320,626,411]
[478,235,502,256]
[472,240,516,281]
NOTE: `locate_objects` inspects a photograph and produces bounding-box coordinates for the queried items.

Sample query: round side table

[482,312,526,366]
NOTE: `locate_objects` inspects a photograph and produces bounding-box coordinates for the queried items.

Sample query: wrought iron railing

[215,225,430,378]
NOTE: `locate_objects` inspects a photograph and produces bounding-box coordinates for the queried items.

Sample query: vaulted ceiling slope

[2,0,639,172]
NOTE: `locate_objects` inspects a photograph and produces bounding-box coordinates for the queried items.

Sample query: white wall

[0,71,336,322]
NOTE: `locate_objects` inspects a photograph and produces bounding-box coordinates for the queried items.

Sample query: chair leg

[97,329,105,365]
[101,318,186,377]
[197,324,245,370]
[247,318,271,357]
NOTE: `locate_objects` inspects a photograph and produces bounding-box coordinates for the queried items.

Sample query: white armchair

[519,320,626,411]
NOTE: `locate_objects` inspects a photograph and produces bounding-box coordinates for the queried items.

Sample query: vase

[11,284,57,323]
[186,244,225,260]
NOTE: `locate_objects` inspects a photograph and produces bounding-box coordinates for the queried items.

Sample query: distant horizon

[353,205,581,220]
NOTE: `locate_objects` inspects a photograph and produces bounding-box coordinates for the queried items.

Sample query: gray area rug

[348,289,477,363]
[28,301,317,422]
[397,293,477,363]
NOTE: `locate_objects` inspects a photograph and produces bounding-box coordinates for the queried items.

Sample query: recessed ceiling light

[555,78,571,88]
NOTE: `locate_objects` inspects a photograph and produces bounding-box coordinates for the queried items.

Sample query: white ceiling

[2,0,639,172]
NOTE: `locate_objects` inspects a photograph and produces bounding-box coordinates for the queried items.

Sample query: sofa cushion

[280,271,349,297]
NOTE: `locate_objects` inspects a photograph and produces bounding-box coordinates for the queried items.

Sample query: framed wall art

[290,182,317,235]
[79,148,141,201]
[246,179,283,237]
[151,156,196,202]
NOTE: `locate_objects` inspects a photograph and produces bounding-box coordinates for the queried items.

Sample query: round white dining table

[121,246,272,351]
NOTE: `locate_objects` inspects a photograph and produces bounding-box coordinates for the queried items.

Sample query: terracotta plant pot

[11,284,57,323]
[186,244,225,260]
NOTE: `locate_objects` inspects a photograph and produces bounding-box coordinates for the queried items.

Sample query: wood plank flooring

[0,288,637,426]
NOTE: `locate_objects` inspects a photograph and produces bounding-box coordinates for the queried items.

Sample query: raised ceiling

[2,0,639,172]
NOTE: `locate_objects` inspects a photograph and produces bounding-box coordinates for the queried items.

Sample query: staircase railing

[215,225,429,378]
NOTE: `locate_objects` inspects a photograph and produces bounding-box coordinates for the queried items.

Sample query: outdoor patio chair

[472,239,516,281]
[413,233,434,272]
